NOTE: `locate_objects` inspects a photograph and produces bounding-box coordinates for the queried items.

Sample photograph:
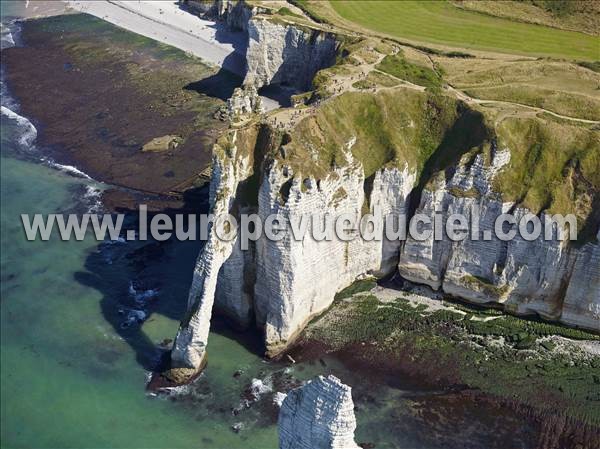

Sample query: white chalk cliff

[172,109,598,374]
[398,147,599,330]
[245,17,338,91]
[169,1,599,376]
[184,0,339,91]
[254,153,415,354]
[171,130,254,369]
[278,375,360,449]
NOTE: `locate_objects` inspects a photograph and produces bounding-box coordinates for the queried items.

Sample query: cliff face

[170,86,598,373]
[561,230,600,330]
[398,147,598,329]
[170,1,599,374]
[171,129,257,369]
[254,153,415,354]
[278,375,360,449]
[185,0,339,92]
[245,18,338,91]
[184,0,256,30]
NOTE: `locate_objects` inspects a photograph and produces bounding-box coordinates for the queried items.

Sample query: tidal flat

[293,278,600,448]
[2,13,240,210]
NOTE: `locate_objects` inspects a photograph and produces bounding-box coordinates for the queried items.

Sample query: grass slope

[376,54,443,91]
[452,0,600,36]
[330,0,599,60]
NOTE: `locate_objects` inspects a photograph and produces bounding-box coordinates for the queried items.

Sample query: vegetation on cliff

[494,116,600,229]
[285,89,464,179]
[301,284,600,428]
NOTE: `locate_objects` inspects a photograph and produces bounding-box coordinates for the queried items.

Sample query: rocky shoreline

[3,2,598,448]
[2,13,231,211]
[287,278,600,448]
[289,338,600,449]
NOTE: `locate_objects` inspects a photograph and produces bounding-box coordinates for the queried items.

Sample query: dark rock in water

[231,422,244,433]
[162,367,199,385]
[159,338,172,348]
[233,369,244,378]
[119,309,147,329]
[0,272,17,283]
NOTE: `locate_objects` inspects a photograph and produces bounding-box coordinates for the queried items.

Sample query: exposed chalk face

[171,131,254,370]
[172,122,599,372]
[278,375,360,449]
[254,155,416,355]
[561,229,600,332]
[245,18,338,91]
[398,147,600,330]
[191,0,339,92]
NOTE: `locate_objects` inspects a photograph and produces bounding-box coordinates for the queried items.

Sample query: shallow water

[0,12,340,449]
[0,8,540,449]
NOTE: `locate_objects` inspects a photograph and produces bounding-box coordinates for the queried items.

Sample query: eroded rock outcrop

[184,0,339,92]
[278,375,360,449]
[245,18,338,91]
[170,70,598,375]
[171,130,256,371]
[226,85,264,121]
[398,144,599,330]
[183,0,258,30]
[561,229,600,330]
[254,154,415,354]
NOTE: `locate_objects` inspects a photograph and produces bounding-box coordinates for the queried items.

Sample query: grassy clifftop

[328,1,598,60]
[277,88,599,227]
[286,90,464,179]
[495,116,600,225]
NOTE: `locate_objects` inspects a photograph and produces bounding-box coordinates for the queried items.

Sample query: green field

[330,1,599,60]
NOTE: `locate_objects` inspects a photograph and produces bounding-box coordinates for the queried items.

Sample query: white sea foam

[273,391,287,407]
[83,185,104,213]
[0,25,14,47]
[42,158,93,179]
[1,105,38,147]
[248,377,273,400]
[152,377,208,399]
[0,20,18,50]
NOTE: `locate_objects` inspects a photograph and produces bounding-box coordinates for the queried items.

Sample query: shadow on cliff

[184,68,243,101]
[73,185,263,370]
[407,105,490,217]
[184,20,247,101]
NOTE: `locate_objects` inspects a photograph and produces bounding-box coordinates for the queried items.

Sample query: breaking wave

[42,158,93,180]
[1,105,38,148]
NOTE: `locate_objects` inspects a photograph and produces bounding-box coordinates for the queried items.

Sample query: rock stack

[278,375,360,449]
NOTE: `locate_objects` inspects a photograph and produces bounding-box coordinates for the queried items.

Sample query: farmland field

[329,1,599,60]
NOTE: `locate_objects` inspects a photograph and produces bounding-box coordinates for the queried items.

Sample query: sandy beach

[62,1,280,109]
[11,0,246,74]
[65,0,247,74]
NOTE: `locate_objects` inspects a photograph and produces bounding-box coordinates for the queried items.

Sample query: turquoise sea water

[0,9,281,447]
[0,106,287,449]
[0,6,540,449]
